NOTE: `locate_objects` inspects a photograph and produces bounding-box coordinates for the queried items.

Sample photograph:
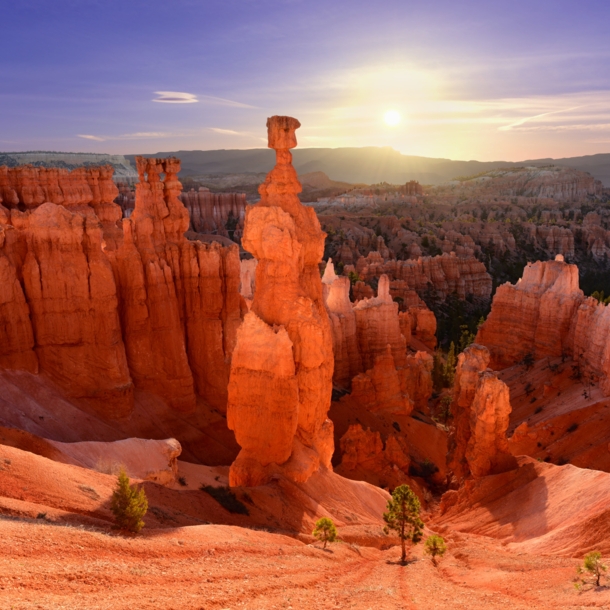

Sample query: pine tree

[312,517,337,548]
[111,469,148,534]
[383,484,423,563]
[424,535,447,566]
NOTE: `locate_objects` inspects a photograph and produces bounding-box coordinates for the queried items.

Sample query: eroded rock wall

[477,255,610,394]
[180,189,247,240]
[356,252,492,300]
[0,162,242,417]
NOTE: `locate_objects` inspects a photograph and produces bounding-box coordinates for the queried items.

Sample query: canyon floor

[1,515,607,610]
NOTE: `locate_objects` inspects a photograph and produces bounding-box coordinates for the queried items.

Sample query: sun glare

[384,110,401,127]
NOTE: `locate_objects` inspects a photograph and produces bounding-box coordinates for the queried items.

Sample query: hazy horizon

[2,0,610,162]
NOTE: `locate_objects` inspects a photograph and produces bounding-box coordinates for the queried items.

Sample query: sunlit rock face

[476,257,583,369]
[321,261,434,423]
[447,344,517,484]
[227,116,335,487]
[476,256,610,395]
[0,161,242,418]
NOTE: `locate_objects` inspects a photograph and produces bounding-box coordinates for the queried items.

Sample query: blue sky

[1,0,609,160]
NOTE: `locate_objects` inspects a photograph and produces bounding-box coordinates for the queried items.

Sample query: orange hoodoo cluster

[0,159,242,418]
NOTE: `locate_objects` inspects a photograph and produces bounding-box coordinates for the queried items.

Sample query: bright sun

[384,110,401,127]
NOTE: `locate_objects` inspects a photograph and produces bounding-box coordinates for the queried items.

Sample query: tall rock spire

[227,116,335,486]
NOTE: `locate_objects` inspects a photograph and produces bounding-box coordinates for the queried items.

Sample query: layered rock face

[227,116,334,487]
[477,256,583,369]
[353,275,407,371]
[180,188,247,240]
[0,161,242,417]
[349,346,414,416]
[476,256,610,393]
[406,306,437,351]
[437,166,603,203]
[356,251,492,300]
[22,203,133,414]
[0,166,133,416]
[337,423,412,489]
[323,262,363,387]
[113,157,242,412]
[447,344,517,483]
[0,164,118,210]
[321,260,436,433]
[323,263,435,389]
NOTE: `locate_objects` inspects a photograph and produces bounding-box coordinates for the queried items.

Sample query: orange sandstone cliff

[0,162,242,418]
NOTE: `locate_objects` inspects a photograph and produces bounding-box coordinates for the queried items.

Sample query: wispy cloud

[151,91,255,108]
[78,134,106,141]
[210,128,249,136]
[78,131,185,142]
[209,128,266,142]
[508,123,610,132]
[153,91,198,104]
[499,106,583,131]
[119,131,174,138]
[198,94,256,109]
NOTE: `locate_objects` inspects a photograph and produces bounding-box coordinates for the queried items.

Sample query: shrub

[383,484,424,563]
[312,517,337,548]
[424,535,447,565]
[347,271,361,285]
[576,551,607,588]
[443,343,457,387]
[409,459,439,482]
[520,353,535,370]
[439,395,452,424]
[111,469,148,533]
[200,485,249,515]
[432,351,444,392]
[458,324,475,353]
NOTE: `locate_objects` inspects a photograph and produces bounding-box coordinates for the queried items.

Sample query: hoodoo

[447,344,517,484]
[227,116,335,487]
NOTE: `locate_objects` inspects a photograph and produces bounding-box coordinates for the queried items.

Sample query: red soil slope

[434,456,610,557]
[498,357,610,472]
[0,443,390,545]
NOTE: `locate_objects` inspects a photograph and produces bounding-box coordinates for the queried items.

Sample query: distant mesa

[127,148,610,187]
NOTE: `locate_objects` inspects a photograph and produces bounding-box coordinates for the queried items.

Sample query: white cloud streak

[153,91,198,104]
[198,94,256,109]
[151,91,255,108]
[209,128,249,136]
[78,134,106,141]
[78,131,186,142]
